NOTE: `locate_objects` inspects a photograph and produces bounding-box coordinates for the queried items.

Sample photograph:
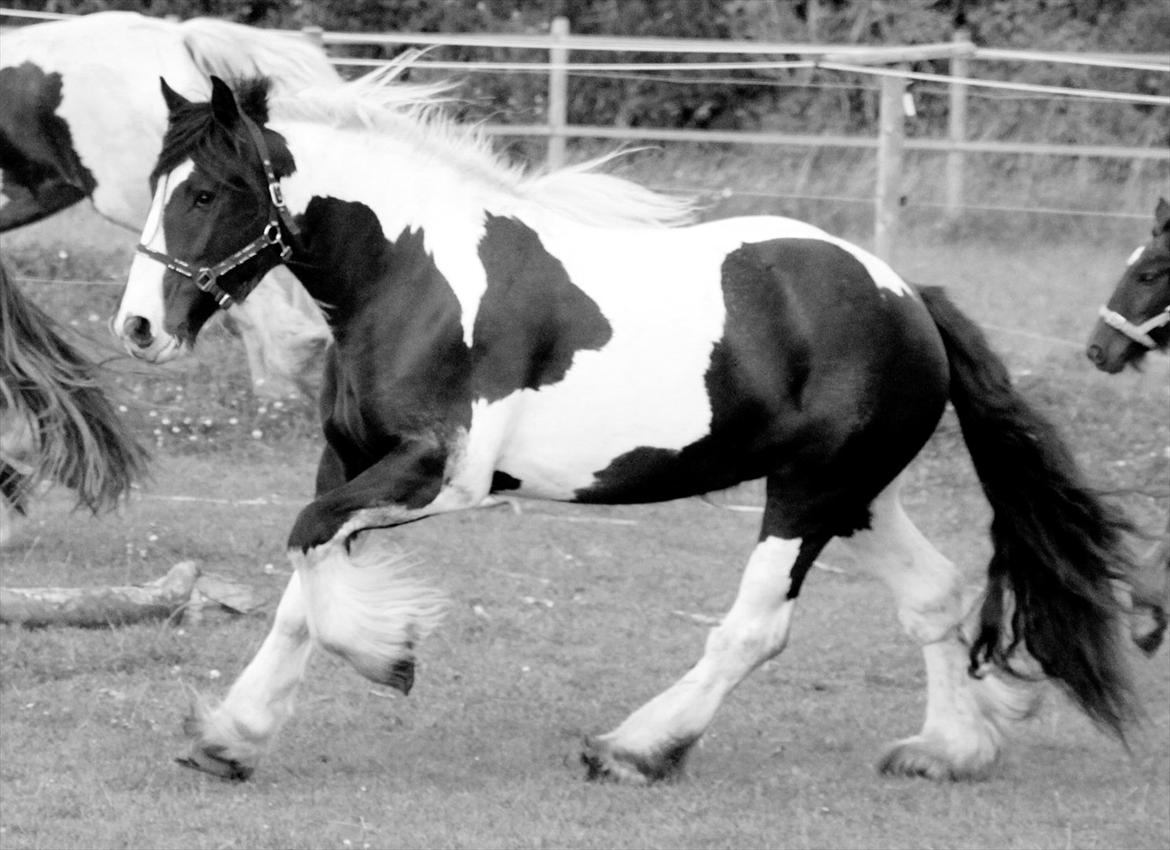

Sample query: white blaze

[114,161,193,361]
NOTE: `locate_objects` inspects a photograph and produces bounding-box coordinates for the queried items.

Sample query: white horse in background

[0,11,330,398]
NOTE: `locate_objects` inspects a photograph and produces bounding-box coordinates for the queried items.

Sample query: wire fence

[3,7,1168,347]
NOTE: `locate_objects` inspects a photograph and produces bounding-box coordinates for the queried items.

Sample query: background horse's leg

[840,479,1034,780]
[1127,515,1170,655]
[180,571,313,780]
[582,525,828,784]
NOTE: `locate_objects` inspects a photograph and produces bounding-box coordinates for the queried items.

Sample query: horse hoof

[176,743,255,782]
[877,736,993,782]
[1131,606,1167,657]
[579,735,689,785]
[179,704,259,781]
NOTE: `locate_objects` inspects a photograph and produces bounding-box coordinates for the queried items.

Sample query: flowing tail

[917,286,1138,738]
[0,262,149,513]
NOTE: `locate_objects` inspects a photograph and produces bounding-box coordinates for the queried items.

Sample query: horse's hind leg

[582,523,828,784]
[841,478,1034,780]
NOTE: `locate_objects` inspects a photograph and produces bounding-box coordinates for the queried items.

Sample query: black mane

[151,75,293,193]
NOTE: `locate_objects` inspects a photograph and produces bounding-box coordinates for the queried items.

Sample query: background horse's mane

[179,17,340,94]
[270,63,698,229]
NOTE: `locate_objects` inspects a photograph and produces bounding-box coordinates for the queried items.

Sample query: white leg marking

[185,570,312,776]
[840,479,1034,779]
[295,535,447,686]
[588,536,802,781]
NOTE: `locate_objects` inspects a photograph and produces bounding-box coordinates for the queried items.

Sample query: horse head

[113,75,298,363]
[1086,198,1170,373]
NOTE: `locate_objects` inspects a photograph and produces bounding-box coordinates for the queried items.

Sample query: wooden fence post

[302,25,325,49]
[875,69,906,262]
[547,16,570,170]
[946,28,971,223]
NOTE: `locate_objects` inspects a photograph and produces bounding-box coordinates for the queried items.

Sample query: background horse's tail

[917,285,1138,738]
[0,262,149,513]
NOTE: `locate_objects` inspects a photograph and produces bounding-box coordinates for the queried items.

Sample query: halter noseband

[1097,305,1170,349]
[135,110,299,309]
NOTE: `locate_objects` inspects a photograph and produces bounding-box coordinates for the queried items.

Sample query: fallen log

[1,561,199,628]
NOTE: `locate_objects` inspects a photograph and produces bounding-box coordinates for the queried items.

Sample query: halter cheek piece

[135,110,299,309]
[1097,305,1170,349]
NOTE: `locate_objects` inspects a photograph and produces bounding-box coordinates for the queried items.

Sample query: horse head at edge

[1086,197,1170,373]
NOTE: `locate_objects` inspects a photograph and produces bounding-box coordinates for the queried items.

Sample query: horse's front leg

[180,571,312,780]
[183,436,487,779]
[285,437,477,688]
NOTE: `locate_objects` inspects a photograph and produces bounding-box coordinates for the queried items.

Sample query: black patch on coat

[577,238,949,545]
[471,213,612,402]
[0,62,95,231]
[490,471,522,493]
[285,198,473,550]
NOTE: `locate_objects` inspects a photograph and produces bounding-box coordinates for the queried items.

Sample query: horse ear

[160,78,189,113]
[1155,198,1170,235]
[209,76,240,127]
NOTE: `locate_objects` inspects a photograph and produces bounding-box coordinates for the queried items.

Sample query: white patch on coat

[1127,244,1146,266]
[487,216,913,497]
[1,11,338,228]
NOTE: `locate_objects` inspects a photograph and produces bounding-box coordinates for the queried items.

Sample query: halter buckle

[194,267,216,290]
[264,221,293,261]
[195,268,233,308]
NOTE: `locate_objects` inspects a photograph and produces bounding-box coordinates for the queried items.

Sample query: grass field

[1,189,1168,849]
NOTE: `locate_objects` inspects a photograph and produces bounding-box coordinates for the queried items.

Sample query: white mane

[271,64,697,230]
[180,17,340,93]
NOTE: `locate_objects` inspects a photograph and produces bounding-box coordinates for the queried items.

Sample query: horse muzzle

[116,314,186,363]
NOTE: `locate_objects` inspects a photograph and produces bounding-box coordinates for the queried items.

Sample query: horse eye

[193,190,215,208]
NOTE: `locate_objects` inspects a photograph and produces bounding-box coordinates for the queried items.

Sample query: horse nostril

[123,316,154,348]
[1085,344,1104,364]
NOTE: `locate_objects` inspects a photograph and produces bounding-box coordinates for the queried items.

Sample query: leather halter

[135,110,299,309]
[1097,304,1170,349]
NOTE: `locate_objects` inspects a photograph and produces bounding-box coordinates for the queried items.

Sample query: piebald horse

[0,11,329,398]
[114,74,1140,785]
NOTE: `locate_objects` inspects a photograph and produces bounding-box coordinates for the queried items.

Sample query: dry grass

[0,170,1167,849]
